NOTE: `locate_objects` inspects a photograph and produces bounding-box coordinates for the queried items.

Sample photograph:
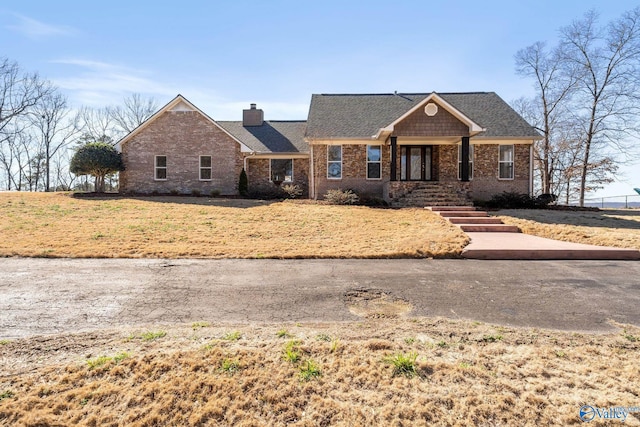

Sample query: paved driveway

[1,258,639,338]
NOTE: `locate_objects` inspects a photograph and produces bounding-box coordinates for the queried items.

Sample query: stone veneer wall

[120,111,242,195]
[245,157,310,197]
[312,144,391,199]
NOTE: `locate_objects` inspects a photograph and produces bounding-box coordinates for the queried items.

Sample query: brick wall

[312,144,390,199]
[246,157,310,197]
[120,111,242,195]
[436,143,530,200]
[395,102,469,137]
[468,144,530,200]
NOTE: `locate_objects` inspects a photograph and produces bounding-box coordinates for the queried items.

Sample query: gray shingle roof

[217,120,308,153]
[305,92,540,139]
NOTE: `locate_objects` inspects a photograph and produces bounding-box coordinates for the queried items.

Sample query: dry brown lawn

[497,208,640,249]
[0,192,468,259]
[1,318,639,426]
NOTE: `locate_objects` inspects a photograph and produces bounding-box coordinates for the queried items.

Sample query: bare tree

[0,58,52,137]
[76,106,119,145]
[515,42,578,195]
[29,92,79,191]
[560,8,640,206]
[110,93,158,134]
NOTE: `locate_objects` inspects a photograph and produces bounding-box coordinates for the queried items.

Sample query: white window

[155,155,167,180]
[200,156,212,180]
[458,144,474,180]
[327,145,342,179]
[367,145,381,179]
[271,159,293,183]
[499,145,514,179]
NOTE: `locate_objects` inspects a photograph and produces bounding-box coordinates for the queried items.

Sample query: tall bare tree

[515,42,578,195]
[0,58,52,136]
[560,8,640,206]
[110,93,158,134]
[76,106,118,145]
[29,92,79,191]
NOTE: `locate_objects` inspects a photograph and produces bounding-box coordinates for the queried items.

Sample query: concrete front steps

[427,206,640,260]
[429,206,520,233]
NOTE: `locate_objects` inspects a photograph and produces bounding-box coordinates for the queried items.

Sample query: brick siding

[312,144,390,199]
[120,111,242,195]
[246,157,310,197]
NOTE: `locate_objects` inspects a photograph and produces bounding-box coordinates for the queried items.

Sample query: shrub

[191,189,201,197]
[248,185,286,200]
[210,188,221,197]
[239,169,248,197]
[281,184,303,199]
[479,192,547,209]
[324,188,359,205]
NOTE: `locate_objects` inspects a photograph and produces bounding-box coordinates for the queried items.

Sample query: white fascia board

[471,137,537,144]
[308,138,383,145]
[246,153,309,159]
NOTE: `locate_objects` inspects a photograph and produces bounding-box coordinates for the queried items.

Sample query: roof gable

[376,93,484,139]
[118,94,252,152]
[305,92,541,140]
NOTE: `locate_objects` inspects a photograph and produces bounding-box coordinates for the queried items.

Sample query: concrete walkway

[430,206,640,260]
[462,232,640,260]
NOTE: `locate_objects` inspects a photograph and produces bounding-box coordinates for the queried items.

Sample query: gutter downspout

[529,143,534,196]
[243,152,256,175]
[310,144,315,199]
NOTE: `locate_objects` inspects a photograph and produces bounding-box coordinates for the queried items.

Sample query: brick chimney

[243,103,264,126]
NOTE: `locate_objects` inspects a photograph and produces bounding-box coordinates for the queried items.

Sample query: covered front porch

[382,136,473,207]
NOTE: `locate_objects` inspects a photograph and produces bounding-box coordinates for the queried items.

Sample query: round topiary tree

[70,142,124,193]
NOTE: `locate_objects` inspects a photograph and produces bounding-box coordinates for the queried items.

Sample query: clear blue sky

[1,0,639,198]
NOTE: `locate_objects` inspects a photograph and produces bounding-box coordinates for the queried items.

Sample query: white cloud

[7,13,75,39]
[51,59,179,107]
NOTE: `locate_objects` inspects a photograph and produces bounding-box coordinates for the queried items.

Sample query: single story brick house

[119,92,540,205]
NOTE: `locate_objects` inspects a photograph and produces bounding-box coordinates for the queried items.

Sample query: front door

[401,146,432,181]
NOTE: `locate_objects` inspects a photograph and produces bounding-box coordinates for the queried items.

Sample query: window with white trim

[155,155,167,180]
[366,145,381,179]
[199,156,212,180]
[271,159,293,183]
[458,144,474,180]
[327,145,342,179]
[499,145,514,179]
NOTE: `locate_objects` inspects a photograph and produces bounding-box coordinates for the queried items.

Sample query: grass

[282,340,302,363]
[276,329,292,338]
[299,359,321,381]
[191,321,211,330]
[1,319,640,425]
[497,208,640,249]
[140,330,167,341]
[222,331,242,341]
[385,352,419,378]
[219,358,241,375]
[0,192,468,258]
[86,352,130,370]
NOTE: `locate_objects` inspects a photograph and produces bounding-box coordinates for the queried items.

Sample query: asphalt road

[1,258,639,338]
